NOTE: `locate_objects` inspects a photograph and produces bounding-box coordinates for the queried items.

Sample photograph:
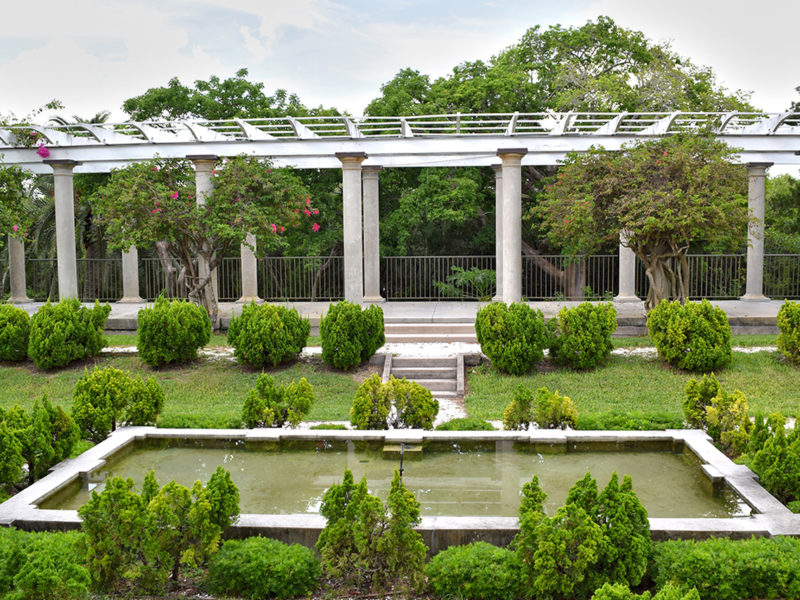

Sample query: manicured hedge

[0,304,29,362]
[227,302,309,368]
[475,302,548,375]
[137,296,211,367]
[27,299,110,370]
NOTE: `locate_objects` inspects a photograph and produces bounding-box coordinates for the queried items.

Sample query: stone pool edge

[1,426,797,552]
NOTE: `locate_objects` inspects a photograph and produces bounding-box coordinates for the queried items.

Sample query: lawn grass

[611,333,778,348]
[0,355,367,426]
[465,350,799,421]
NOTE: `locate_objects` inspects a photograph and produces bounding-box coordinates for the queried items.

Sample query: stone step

[391,356,458,368]
[385,332,478,343]
[392,366,458,379]
[402,378,457,392]
[384,323,476,334]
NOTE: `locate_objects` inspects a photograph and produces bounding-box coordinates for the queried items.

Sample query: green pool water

[41,440,747,518]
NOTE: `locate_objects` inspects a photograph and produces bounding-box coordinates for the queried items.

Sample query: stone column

[497,148,527,304]
[187,155,219,300]
[615,230,639,303]
[238,233,260,302]
[336,152,367,303]
[44,159,80,299]
[492,165,504,301]
[362,165,384,302]
[7,236,30,303]
[119,246,143,303]
[742,162,772,302]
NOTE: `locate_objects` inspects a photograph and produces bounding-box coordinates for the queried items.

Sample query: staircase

[383,319,477,344]
[382,355,463,401]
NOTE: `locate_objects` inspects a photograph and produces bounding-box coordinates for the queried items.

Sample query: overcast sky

[1,0,797,121]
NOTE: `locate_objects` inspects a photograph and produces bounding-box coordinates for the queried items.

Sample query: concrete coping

[2,426,799,548]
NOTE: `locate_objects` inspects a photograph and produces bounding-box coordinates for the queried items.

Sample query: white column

[44,159,79,299]
[615,230,638,303]
[7,236,30,303]
[188,155,219,300]
[492,165,503,301]
[742,163,771,301]
[238,233,260,302]
[336,152,367,303]
[362,165,384,302]
[497,148,527,304]
[119,246,142,303]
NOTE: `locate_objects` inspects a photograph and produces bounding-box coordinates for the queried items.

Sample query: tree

[0,163,31,251]
[94,155,314,323]
[539,134,748,310]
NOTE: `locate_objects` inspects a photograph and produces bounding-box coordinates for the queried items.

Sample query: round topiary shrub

[475,302,548,375]
[227,302,309,368]
[137,296,211,367]
[646,299,732,372]
[548,302,617,369]
[320,301,385,370]
[206,536,320,600]
[426,541,528,600]
[0,304,30,362]
[777,299,800,365]
[350,374,439,430]
[27,299,111,370]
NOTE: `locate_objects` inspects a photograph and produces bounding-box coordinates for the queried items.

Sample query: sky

[1,0,798,121]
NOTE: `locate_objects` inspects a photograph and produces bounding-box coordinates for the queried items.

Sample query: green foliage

[350,374,438,430]
[320,301,385,369]
[435,417,496,431]
[137,296,211,367]
[652,537,800,600]
[503,385,577,430]
[206,537,320,599]
[433,266,496,300]
[590,582,699,600]
[0,420,24,490]
[72,367,164,443]
[752,425,800,504]
[647,300,732,371]
[206,466,240,529]
[27,299,110,370]
[549,302,617,369]
[683,374,751,456]
[576,412,682,431]
[228,302,309,368]
[777,299,800,365]
[0,304,30,362]
[683,373,720,427]
[316,469,427,593]
[0,163,32,248]
[242,373,313,428]
[475,302,548,375]
[426,542,528,600]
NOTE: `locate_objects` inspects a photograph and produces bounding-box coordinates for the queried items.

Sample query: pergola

[2,111,800,305]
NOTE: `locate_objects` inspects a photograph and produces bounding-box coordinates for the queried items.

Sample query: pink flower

[152,167,159,172]
[171,191,179,199]
[235,216,242,224]
[306,197,311,205]
[266,169,271,174]
[152,209,158,214]
[235,197,241,202]
[12,225,18,232]
[303,209,311,217]
[279,226,285,233]
[295,209,300,214]
[36,144,50,158]
[271,223,277,233]
[312,222,320,232]
[663,150,668,156]
[312,208,319,215]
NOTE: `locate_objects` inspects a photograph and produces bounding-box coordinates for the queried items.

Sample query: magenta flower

[171,191,179,199]
[271,223,277,233]
[312,222,320,232]
[235,216,242,224]
[279,226,285,233]
[306,197,311,205]
[36,144,50,158]
[312,208,319,215]
[12,225,18,232]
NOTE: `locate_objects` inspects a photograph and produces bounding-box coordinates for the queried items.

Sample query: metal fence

[9,253,800,302]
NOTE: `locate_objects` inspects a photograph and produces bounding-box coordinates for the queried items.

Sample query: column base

[491,294,503,302]
[236,296,262,304]
[740,293,770,302]
[362,295,385,303]
[7,295,32,304]
[614,294,642,304]
[118,296,144,304]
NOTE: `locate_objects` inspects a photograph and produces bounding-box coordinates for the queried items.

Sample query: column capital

[186,154,220,162]
[491,163,503,176]
[43,159,81,171]
[362,165,383,176]
[746,162,773,174]
[336,152,367,168]
[497,148,528,158]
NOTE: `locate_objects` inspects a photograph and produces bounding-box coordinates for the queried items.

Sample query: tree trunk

[640,252,690,311]
[521,241,586,300]
[311,243,342,301]
[155,241,179,297]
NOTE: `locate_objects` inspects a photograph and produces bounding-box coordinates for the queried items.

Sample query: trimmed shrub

[683,374,751,456]
[752,425,800,504]
[646,299,731,372]
[652,537,800,600]
[426,542,527,600]
[27,299,111,370]
[320,301,384,369]
[548,302,617,369]
[777,299,800,365]
[435,417,496,431]
[242,374,313,428]
[206,537,320,599]
[0,420,24,492]
[227,302,309,368]
[0,304,29,361]
[577,412,682,431]
[475,302,548,374]
[591,582,700,600]
[503,385,577,430]
[350,374,438,430]
[138,296,211,367]
[72,367,164,443]
[682,373,720,428]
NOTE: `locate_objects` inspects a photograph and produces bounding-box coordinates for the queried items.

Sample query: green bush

[475,302,548,374]
[752,425,800,504]
[320,301,384,369]
[777,299,800,365]
[242,374,313,428]
[27,299,110,370]
[548,302,617,369]
[435,417,497,431]
[682,373,720,428]
[0,420,24,491]
[577,412,682,431]
[426,542,527,600]
[591,582,700,600]
[0,304,29,362]
[652,537,800,600]
[72,367,165,443]
[137,296,211,367]
[350,374,438,430]
[503,385,577,430]
[646,299,731,372]
[227,302,309,368]
[683,374,751,457]
[206,537,320,599]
